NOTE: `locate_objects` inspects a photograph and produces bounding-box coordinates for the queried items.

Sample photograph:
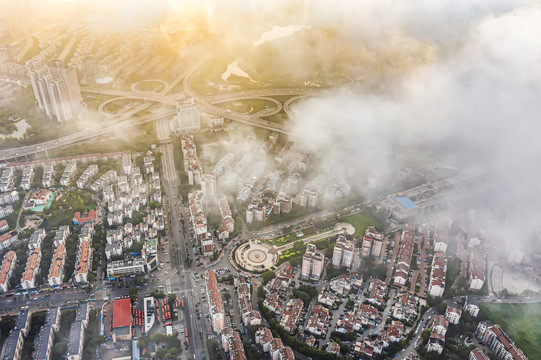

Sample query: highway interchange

[0,50,320,163]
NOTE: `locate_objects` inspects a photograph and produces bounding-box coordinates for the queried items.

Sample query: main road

[160,141,209,360]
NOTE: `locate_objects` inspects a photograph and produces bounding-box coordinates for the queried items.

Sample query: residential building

[79,55,99,86]
[74,239,92,283]
[0,167,14,192]
[76,165,98,189]
[205,270,225,333]
[246,200,266,224]
[0,191,19,205]
[60,162,77,186]
[393,224,415,286]
[469,247,485,291]
[275,140,295,164]
[0,232,18,251]
[392,289,419,323]
[327,342,340,355]
[427,332,445,354]
[47,59,82,110]
[301,244,325,280]
[367,279,387,306]
[427,315,448,355]
[475,321,528,360]
[66,303,89,360]
[469,348,490,360]
[0,250,16,292]
[32,307,60,360]
[20,165,34,190]
[306,305,331,336]
[255,327,274,352]
[221,327,247,360]
[217,194,234,240]
[279,299,303,334]
[428,251,447,297]
[0,309,30,360]
[21,248,41,289]
[445,303,462,325]
[200,174,216,201]
[332,235,354,268]
[433,218,452,253]
[0,219,9,233]
[362,226,384,258]
[273,193,292,214]
[53,226,70,246]
[432,315,449,336]
[27,59,81,123]
[42,163,55,187]
[47,244,66,286]
[464,300,480,317]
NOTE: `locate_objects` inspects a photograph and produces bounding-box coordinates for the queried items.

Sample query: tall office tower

[27,59,82,123]
[176,99,201,133]
[80,55,99,86]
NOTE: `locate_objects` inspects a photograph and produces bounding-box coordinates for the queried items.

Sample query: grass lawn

[339,211,384,237]
[47,210,74,229]
[481,302,541,360]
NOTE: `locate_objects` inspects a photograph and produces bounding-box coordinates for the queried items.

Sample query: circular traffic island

[233,241,277,273]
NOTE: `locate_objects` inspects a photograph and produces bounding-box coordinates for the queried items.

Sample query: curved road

[283,94,312,120]
[130,79,168,94]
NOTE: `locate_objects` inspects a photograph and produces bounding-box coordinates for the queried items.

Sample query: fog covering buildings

[27,58,81,123]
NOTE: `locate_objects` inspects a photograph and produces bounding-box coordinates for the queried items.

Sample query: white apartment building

[301,244,325,280]
[332,235,354,269]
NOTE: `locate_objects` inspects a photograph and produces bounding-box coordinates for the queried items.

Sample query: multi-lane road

[160,140,209,359]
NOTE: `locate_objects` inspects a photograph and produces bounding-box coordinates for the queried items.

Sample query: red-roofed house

[73,210,97,226]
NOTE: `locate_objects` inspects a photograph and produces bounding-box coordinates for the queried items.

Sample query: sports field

[481,302,541,360]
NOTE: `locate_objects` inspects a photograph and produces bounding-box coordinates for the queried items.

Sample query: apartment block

[362,226,384,258]
[42,163,55,188]
[332,235,354,268]
[205,270,225,333]
[301,244,325,280]
[393,224,415,286]
[21,247,41,289]
[469,247,485,291]
[47,244,66,286]
[60,162,77,186]
[0,250,16,292]
[475,321,527,360]
[76,164,98,189]
[32,307,60,360]
[428,251,447,297]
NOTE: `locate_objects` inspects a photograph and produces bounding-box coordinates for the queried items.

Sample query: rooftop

[112,298,131,328]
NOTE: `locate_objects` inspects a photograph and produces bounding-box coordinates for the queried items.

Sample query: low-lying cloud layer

[290,2,541,251]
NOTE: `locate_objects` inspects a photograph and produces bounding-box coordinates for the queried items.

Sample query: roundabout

[234,241,278,273]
